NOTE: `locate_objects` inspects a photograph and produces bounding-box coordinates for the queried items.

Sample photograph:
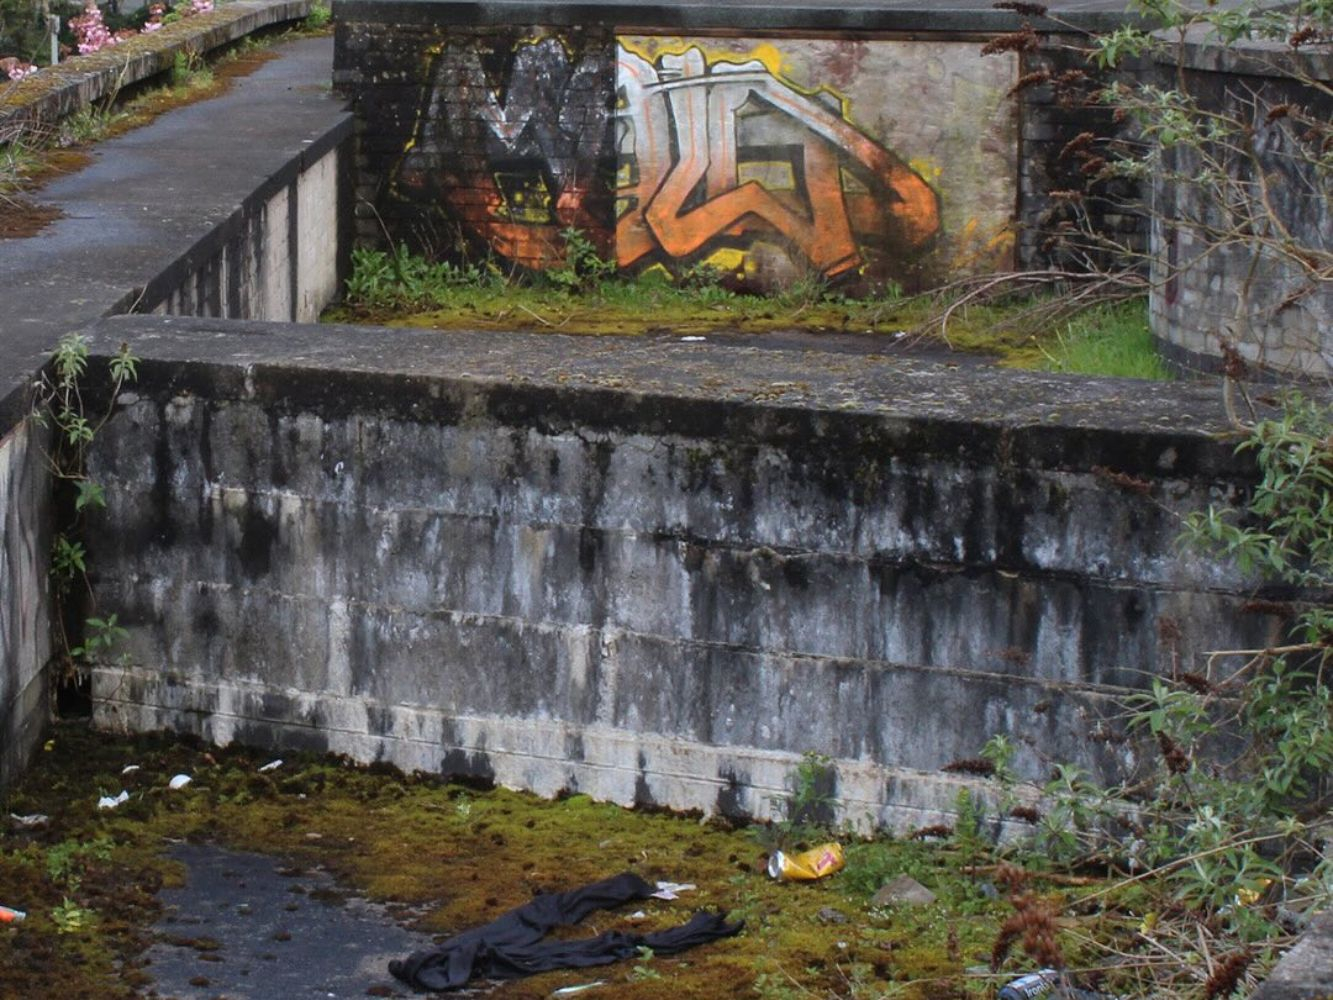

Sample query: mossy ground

[325,251,1165,379]
[0,722,1130,1000]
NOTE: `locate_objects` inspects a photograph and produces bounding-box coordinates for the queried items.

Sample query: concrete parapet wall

[83,317,1282,830]
[0,421,52,790]
[141,131,349,323]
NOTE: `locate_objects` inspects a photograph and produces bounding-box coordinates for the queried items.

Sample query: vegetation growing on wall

[28,333,138,685]
[329,239,1170,378]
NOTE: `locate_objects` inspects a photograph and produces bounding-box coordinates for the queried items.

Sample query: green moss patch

[0,723,1133,999]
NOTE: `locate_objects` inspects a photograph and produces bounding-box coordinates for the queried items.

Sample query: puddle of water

[146,843,434,999]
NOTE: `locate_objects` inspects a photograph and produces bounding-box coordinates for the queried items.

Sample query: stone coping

[331,0,1137,34]
[1153,22,1333,80]
[1252,909,1333,1000]
[0,0,313,131]
[86,314,1258,480]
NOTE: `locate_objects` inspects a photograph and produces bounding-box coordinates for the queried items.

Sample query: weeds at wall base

[332,244,1170,379]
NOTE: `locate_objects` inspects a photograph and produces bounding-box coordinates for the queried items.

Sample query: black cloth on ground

[388,871,744,991]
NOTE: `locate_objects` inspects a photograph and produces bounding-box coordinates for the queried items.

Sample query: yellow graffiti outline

[615,36,859,127]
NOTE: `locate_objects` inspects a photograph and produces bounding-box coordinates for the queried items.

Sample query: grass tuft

[1038,299,1170,380]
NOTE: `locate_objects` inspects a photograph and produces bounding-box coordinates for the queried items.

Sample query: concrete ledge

[1253,910,1333,1000]
[0,0,314,132]
[330,0,1135,34]
[1156,24,1333,81]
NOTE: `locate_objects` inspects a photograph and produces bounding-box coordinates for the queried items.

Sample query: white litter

[680,336,706,342]
[258,760,283,773]
[97,791,130,810]
[168,774,192,790]
[9,813,49,828]
[651,881,696,900]
[551,982,606,996]
[121,764,141,775]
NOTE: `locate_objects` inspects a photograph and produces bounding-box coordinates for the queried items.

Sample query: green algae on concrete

[0,723,1104,999]
[325,249,1163,376]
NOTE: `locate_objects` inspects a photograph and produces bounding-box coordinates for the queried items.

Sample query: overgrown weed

[332,243,1168,376]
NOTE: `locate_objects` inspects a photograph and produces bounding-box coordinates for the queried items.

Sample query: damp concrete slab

[146,843,434,999]
[333,0,1145,33]
[0,33,349,430]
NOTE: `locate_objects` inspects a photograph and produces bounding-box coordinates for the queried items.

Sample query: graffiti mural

[391,32,1018,289]
[615,42,940,284]
[393,33,616,268]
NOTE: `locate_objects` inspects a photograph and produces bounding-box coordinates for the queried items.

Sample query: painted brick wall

[335,19,1021,292]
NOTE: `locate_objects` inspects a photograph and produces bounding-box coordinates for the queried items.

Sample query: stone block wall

[82,316,1286,832]
[1014,34,1149,271]
[1148,35,1333,376]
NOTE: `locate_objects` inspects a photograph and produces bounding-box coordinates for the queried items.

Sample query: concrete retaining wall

[0,421,52,790]
[83,317,1284,831]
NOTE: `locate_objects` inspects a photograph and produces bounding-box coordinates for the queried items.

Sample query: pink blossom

[70,2,119,54]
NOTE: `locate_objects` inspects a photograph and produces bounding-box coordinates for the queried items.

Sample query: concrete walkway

[0,32,348,429]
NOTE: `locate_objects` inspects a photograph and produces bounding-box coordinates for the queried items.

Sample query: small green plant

[303,1,331,30]
[49,534,87,594]
[50,898,95,934]
[628,945,662,982]
[754,751,838,852]
[547,227,616,294]
[30,334,139,674]
[45,836,113,890]
[170,46,213,89]
[69,614,128,661]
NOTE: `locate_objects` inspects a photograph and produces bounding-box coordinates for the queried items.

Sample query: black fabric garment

[388,871,744,992]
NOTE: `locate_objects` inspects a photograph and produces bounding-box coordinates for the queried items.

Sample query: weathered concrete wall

[1149,32,1333,377]
[335,1,1050,292]
[83,316,1284,831]
[0,420,52,790]
[141,134,350,324]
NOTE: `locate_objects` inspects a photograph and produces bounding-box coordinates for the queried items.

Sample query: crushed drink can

[766,842,845,881]
[0,905,26,924]
[997,970,1058,1000]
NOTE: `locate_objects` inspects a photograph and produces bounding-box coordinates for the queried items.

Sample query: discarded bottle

[997,970,1058,1000]
[767,842,845,881]
[0,905,27,924]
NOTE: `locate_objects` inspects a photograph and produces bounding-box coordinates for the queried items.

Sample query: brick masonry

[334,14,1055,291]
[1147,38,1333,376]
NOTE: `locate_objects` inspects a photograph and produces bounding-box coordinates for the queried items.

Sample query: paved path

[0,33,347,429]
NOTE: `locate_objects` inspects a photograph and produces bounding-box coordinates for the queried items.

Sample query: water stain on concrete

[146,843,433,999]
